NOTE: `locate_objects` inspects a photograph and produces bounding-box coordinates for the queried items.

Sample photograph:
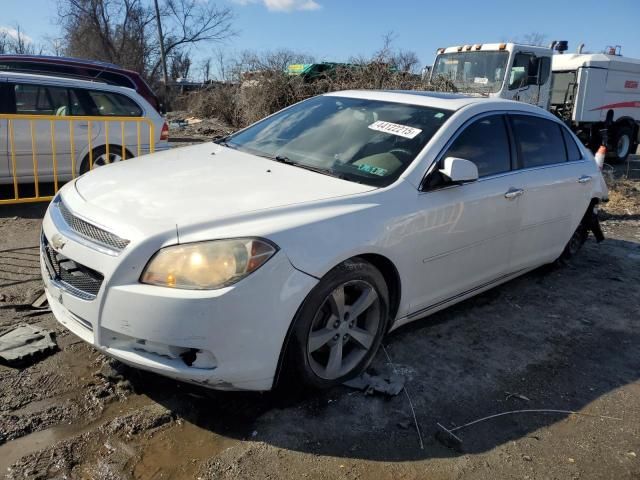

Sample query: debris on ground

[343,370,405,396]
[505,391,531,402]
[0,324,57,365]
[435,409,623,451]
[166,111,234,141]
[30,292,48,309]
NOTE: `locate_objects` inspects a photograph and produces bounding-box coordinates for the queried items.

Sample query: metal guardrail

[0,114,155,205]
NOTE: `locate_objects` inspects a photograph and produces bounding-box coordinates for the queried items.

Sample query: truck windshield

[223,96,452,187]
[432,51,509,93]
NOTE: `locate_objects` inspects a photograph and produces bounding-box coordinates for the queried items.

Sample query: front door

[401,114,521,314]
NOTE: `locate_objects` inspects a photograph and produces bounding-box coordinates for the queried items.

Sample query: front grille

[42,234,104,300]
[58,201,130,252]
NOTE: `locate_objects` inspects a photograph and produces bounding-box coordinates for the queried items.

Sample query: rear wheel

[611,125,633,163]
[557,221,589,265]
[80,145,132,174]
[285,259,389,389]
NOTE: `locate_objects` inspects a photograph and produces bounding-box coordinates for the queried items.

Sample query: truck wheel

[612,126,633,162]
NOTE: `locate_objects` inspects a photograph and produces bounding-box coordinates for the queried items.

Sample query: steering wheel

[389,148,414,163]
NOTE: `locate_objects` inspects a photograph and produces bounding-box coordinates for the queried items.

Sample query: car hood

[74,142,375,234]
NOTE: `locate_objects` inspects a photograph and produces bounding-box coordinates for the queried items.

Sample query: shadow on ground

[124,236,640,462]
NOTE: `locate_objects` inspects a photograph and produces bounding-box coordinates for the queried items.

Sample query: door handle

[504,188,524,199]
[577,175,592,184]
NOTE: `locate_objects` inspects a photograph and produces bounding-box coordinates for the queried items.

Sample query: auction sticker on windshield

[368,121,422,139]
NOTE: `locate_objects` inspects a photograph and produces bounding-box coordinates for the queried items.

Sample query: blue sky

[2,0,639,76]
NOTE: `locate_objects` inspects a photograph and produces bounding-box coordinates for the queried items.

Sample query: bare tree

[44,35,66,56]
[0,25,43,54]
[519,32,548,47]
[393,49,420,73]
[0,30,9,54]
[57,0,234,86]
[148,0,234,79]
[169,50,191,79]
[200,57,212,82]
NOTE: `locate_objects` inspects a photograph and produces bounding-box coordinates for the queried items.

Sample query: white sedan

[40,90,607,391]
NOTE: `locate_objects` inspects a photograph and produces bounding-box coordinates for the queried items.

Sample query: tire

[557,221,589,265]
[80,145,132,174]
[284,258,389,390]
[611,125,633,163]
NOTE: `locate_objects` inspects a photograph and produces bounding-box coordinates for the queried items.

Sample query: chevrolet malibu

[40,90,607,391]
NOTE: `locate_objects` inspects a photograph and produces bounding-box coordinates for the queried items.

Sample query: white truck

[429,42,640,161]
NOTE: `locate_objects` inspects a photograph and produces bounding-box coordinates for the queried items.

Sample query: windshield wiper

[213,136,237,149]
[270,155,347,179]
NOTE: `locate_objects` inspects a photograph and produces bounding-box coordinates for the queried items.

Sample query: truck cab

[430,43,552,109]
[431,42,640,161]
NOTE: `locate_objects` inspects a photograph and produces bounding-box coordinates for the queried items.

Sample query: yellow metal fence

[1,114,155,205]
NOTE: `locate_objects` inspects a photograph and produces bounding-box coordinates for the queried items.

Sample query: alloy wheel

[306,280,381,380]
[92,152,123,168]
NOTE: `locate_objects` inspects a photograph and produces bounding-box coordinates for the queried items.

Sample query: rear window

[87,91,142,116]
[510,115,566,168]
[561,126,582,161]
[96,70,135,88]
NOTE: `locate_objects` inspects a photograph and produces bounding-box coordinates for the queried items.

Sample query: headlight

[140,238,277,290]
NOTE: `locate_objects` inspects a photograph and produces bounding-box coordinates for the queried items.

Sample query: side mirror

[439,157,478,184]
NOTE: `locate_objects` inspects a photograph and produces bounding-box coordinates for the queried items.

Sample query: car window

[87,91,142,116]
[443,115,511,177]
[14,84,54,114]
[511,115,566,167]
[14,84,88,116]
[227,96,452,187]
[96,70,135,88]
[561,126,582,161]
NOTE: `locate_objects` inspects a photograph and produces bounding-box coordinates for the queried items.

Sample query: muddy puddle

[129,421,235,479]
[0,394,152,473]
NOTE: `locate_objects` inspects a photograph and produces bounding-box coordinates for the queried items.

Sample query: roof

[552,53,640,73]
[324,89,517,111]
[0,70,137,94]
[0,54,131,72]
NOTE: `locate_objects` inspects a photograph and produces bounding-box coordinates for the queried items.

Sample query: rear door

[507,113,592,270]
[0,82,9,181]
[11,82,100,182]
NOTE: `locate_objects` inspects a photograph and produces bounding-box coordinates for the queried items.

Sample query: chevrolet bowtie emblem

[51,233,66,250]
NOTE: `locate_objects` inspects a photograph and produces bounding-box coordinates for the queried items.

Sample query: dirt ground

[0,152,639,479]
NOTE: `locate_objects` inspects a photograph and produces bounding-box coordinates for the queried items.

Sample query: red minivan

[0,55,162,113]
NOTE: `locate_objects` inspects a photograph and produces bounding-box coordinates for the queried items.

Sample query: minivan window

[511,115,566,168]
[443,114,511,177]
[561,126,582,161]
[87,91,142,116]
[14,84,87,116]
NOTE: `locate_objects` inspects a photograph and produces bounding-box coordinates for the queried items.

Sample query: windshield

[224,96,452,187]
[432,51,509,93]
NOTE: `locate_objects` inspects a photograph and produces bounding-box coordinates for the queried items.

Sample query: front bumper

[41,192,317,391]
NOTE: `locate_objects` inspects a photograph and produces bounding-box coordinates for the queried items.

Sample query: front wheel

[285,259,389,389]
